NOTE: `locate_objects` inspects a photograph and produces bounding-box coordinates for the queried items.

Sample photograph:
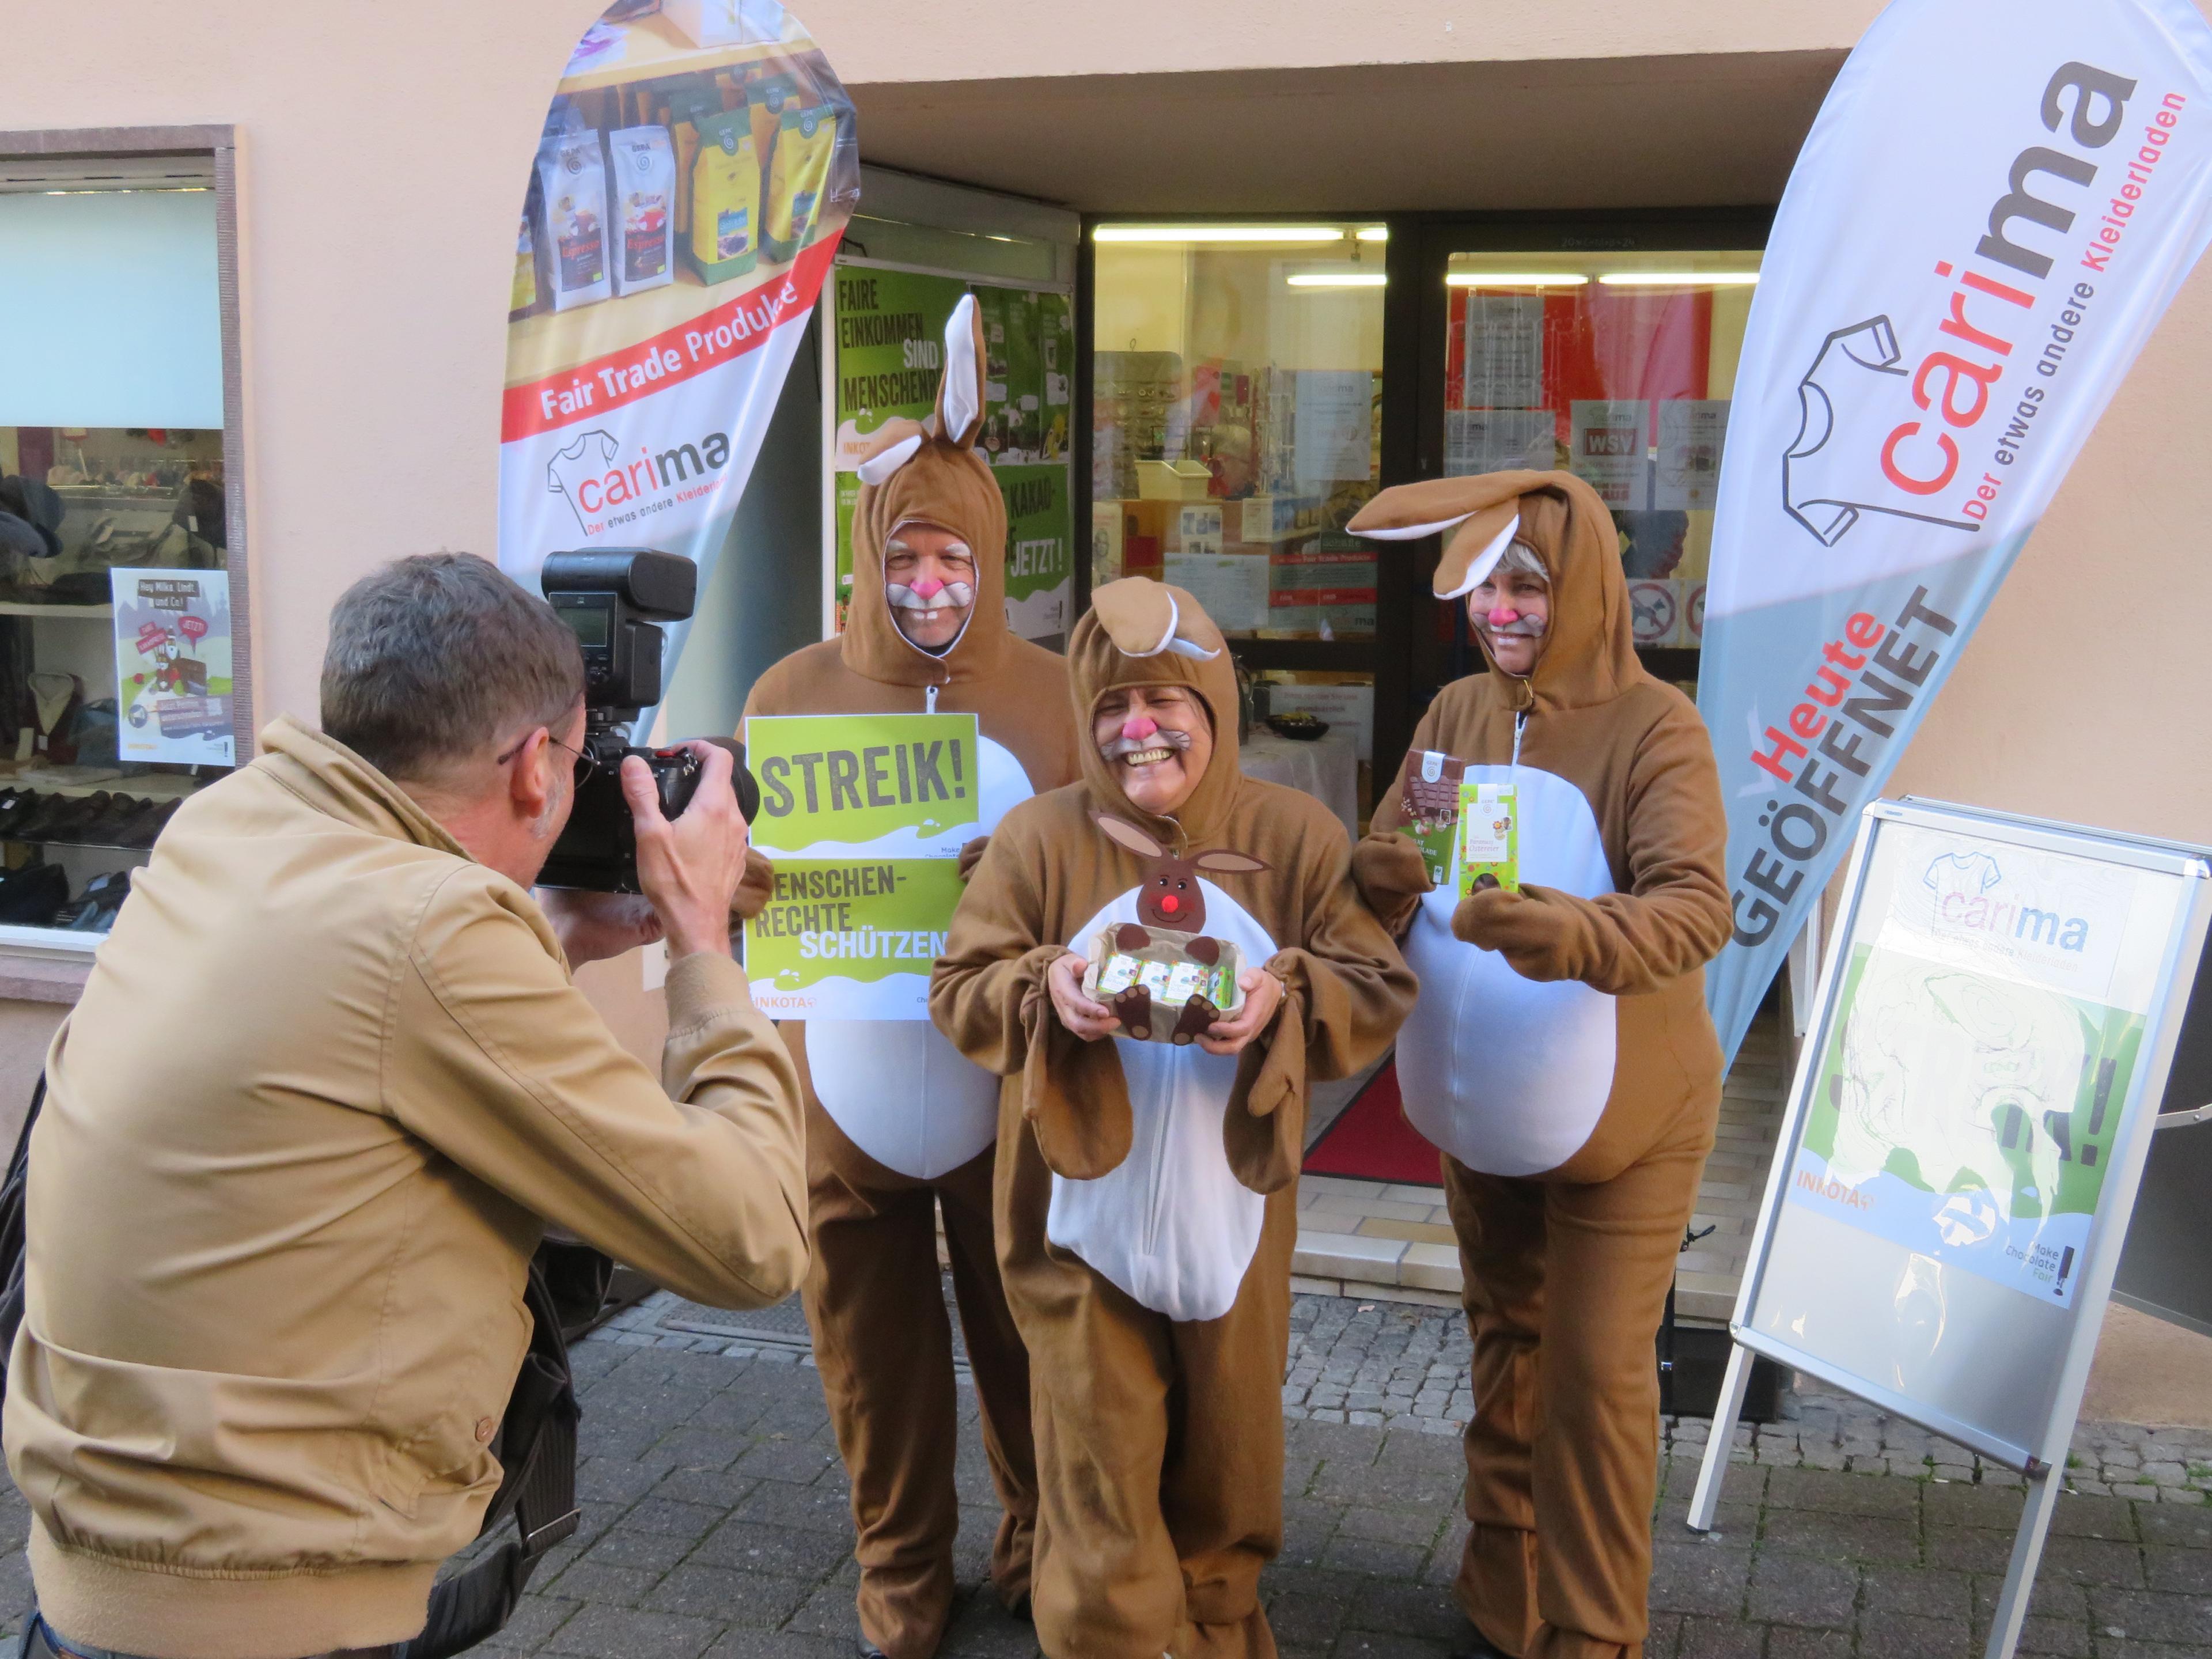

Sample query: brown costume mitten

[731,848,775,922]
[1350,831,1433,939]
[1020,956,1135,1179]
[1222,968,1304,1194]
[957,835,991,882]
[1452,884,1574,980]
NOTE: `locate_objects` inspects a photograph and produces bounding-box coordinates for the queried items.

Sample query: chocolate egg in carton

[1082,926,1247,1046]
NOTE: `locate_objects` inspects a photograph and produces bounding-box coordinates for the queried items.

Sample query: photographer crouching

[3,553,806,1659]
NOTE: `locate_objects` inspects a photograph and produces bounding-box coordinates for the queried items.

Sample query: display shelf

[0,774,200,803]
[501,234,825,385]
[1,832,158,855]
[0,601,112,619]
[555,12,809,94]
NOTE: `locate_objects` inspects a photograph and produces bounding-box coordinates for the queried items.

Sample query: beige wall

[800,0,1882,82]
[6,0,2212,1005]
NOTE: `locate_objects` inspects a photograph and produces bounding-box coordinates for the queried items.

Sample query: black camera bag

[0,1077,591,1659]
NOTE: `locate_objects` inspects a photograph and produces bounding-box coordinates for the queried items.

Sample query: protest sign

[741,711,980,1017]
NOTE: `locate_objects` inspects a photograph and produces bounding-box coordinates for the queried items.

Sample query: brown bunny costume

[931,578,1414,1659]
[1348,470,1732,1659]
[739,296,1081,1659]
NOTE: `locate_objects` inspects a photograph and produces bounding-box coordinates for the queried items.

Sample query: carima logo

[544,424,733,534]
[1778,60,2152,548]
[1782,317,1983,546]
[1923,850,2090,953]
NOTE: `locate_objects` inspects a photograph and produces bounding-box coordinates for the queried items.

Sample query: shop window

[0,143,244,945]
[1440,250,1762,690]
[1090,223,1386,835]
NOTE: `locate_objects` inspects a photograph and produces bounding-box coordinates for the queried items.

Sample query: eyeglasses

[495,730,598,789]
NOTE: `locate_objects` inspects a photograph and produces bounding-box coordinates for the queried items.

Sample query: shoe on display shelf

[0,862,67,927]
[53,869,131,933]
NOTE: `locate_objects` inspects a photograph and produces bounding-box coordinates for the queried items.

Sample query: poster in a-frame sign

[1686,798,2212,1659]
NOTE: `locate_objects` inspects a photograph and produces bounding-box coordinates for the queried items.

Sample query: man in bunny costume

[932,578,1414,1659]
[738,296,1082,1659]
[1347,470,1732,1659]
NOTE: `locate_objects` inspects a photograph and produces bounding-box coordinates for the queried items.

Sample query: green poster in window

[830,262,1073,639]
[1040,290,1072,461]
[999,464,1071,641]
[741,711,981,1020]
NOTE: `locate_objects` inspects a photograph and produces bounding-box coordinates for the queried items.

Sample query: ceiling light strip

[1444,273,1590,287]
[1093,225,1347,244]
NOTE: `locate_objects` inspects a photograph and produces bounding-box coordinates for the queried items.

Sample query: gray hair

[1493,537,1549,582]
[321,553,583,785]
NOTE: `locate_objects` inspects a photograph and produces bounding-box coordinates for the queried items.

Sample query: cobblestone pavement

[0,1291,2203,1658]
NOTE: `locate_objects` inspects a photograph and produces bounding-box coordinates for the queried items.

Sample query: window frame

[0,124,252,968]
[1076,204,1775,799]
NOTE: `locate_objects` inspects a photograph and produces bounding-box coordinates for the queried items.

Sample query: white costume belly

[1396,763,1618,1177]
[1046,881,1277,1322]
[808,736,1031,1180]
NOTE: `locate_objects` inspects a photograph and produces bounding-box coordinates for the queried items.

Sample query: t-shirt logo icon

[546,429,622,535]
[1784,317,1980,547]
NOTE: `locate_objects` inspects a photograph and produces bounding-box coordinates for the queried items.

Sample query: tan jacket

[2,718,808,1659]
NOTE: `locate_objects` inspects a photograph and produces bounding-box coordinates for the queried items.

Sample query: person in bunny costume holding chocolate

[737,295,1082,1659]
[931,577,1414,1659]
[1346,470,1732,1659]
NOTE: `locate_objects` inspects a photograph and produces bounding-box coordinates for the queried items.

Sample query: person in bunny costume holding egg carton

[933,577,1414,1659]
[1346,469,1733,1659]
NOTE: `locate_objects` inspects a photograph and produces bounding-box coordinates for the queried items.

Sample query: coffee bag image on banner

[109,567,233,766]
[498,0,860,710]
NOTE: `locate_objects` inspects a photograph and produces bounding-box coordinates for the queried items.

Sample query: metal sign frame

[1685,797,2212,1659]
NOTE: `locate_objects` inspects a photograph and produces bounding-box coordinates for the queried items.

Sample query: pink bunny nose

[1122,715,1158,741]
[1487,606,1521,627]
[910,577,945,600]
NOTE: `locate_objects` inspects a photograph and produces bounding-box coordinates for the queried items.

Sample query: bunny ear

[855,418,928,486]
[1192,849,1270,875]
[1091,578,1221,661]
[935,293,986,450]
[1435,507,1521,599]
[1093,812,1168,861]
[1349,470,1551,600]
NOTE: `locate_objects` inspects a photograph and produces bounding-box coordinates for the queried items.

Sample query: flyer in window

[109,567,234,766]
[1654,399,1730,511]
[1569,399,1650,510]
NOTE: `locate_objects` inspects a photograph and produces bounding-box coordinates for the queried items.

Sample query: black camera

[537,548,759,893]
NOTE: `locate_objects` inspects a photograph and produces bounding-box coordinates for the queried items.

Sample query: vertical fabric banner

[496,1,858,696]
[1699,0,2212,1062]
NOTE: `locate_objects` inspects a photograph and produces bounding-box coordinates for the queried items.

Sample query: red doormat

[1302,1059,1444,1185]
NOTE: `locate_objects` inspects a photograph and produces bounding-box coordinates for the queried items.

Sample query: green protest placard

[745,858,968,1018]
[745,712,982,858]
[828,263,1071,639]
[743,711,982,1019]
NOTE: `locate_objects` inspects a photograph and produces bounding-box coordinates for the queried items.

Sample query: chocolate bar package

[1456,779,1519,895]
[1082,927,1246,1044]
[1400,749,1467,886]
